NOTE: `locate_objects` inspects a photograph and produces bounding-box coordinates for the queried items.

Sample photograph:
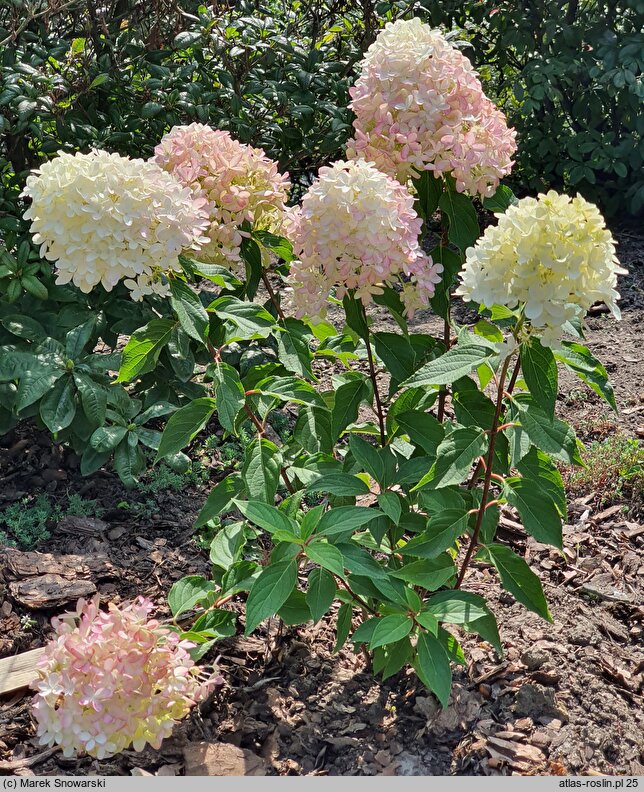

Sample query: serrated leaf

[156,397,216,461]
[168,575,217,617]
[334,602,353,652]
[195,474,243,528]
[242,438,282,502]
[245,558,298,634]
[395,410,445,456]
[517,399,582,465]
[482,184,518,213]
[210,296,274,340]
[306,473,370,497]
[116,319,175,382]
[403,345,492,387]
[331,378,369,440]
[276,319,314,379]
[305,541,345,577]
[234,499,298,536]
[504,477,563,548]
[438,189,479,252]
[400,510,467,559]
[516,447,567,518]
[521,337,558,417]
[306,568,336,622]
[423,590,489,624]
[212,363,245,433]
[317,506,382,536]
[210,522,246,570]
[414,631,452,708]
[416,428,488,489]
[389,555,456,590]
[555,341,616,412]
[369,615,413,650]
[170,278,209,343]
[478,544,551,621]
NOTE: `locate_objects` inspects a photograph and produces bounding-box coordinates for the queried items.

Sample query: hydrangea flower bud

[286,159,442,319]
[31,597,218,759]
[347,18,516,197]
[21,150,210,299]
[154,123,290,270]
[455,190,627,346]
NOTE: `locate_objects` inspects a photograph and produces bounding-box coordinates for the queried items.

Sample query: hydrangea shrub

[4,17,629,760]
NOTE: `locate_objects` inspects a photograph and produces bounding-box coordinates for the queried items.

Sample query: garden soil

[0,230,642,777]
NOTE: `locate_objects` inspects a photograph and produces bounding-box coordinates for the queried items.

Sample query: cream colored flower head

[21,150,210,299]
[455,190,627,346]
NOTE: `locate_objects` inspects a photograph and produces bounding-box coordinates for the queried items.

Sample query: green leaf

[277,319,314,379]
[413,171,443,221]
[517,400,582,465]
[429,246,463,320]
[478,544,552,621]
[423,590,490,624]
[336,543,387,580]
[504,477,563,548]
[116,319,175,382]
[334,603,352,652]
[257,376,325,407]
[90,425,127,452]
[516,447,567,518]
[349,435,386,485]
[168,575,216,618]
[521,337,558,417]
[245,558,298,634]
[242,438,282,502]
[1,314,46,342]
[389,555,456,590]
[156,397,216,461]
[377,492,402,526]
[395,410,444,456]
[73,373,107,426]
[209,296,274,339]
[212,363,245,433]
[113,439,143,487]
[306,568,336,622]
[351,617,381,646]
[372,332,416,383]
[294,406,333,455]
[234,499,298,536]
[209,522,246,570]
[278,590,311,625]
[414,631,452,708]
[555,341,617,412]
[370,615,413,650]
[331,378,369,440]
[416,428,487,489]
[194,474,243,528]
[400,510,467,559]
[343,294,369,340]
[403,345,492,387]
[39,376,76,433]
[382,637,413,681]
[253,230,295,262]
[305,541,345,578]
[317,506,382,536]
[240,236,262,298]
[170,278,209,344]
[65,317,96,359]
[482,185,518,213]
[16,364,64,411]
[307,473,370,497]
[438,189,479,252]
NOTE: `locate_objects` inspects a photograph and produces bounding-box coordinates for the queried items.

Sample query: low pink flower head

[31,597,218,759]
[346,18,517,197]
[154,123,291,270]
[286,159,442,319]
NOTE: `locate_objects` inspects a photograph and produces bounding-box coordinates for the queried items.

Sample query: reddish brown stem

[360,305,386,447]
[456,354,512,588]
[261,271,286,322]
[436,316,451,422]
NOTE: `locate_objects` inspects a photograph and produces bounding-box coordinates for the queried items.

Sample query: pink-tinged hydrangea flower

[21,150,210,299]
[154,123,290,270]
[346,18,517,197]
[31,597,219,760]
[286,159,442,319]
[455,191,627,346]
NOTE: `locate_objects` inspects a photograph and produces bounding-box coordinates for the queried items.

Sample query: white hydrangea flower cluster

[455,191,627,346]
[21,150,210,299]
[286,159,443,319]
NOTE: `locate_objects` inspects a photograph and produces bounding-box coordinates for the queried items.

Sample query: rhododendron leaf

[403,345,493,387]
[317,506,383,536]
[334,603,353,653]
[504,476,563,548]
[438,190,479,252]
[482,184,518,213]
[234,499,299,536]
[90,424,127,452]
[242,438,282,503]
[65,316,96,359]
[400,510,467,559]
[305,540,345,578]
[369,615,413,650]
[156,397,216,462]
[306,568,336,623]
[416,427,488,490]
[520,337,558,417]
[389,555,456,590]
[478,544,552,622]
[307,472,369,497]
[116,319,175,383]
[73,373,107,426]
[39,376,76,434]
[168,575,217,617]
[555,341,617,412]
[414,631,452,708]
[245,558,298,634]
[170,278,209,345]
[212,363,245,433]
[331,377,369,440]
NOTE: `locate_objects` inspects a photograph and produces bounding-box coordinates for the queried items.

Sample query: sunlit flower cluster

[31,597,217,759]
[455,191,626,346]
[154,123,291,270]
[286,159,442,319]
[21,150,209,299]
[346,18,516,197]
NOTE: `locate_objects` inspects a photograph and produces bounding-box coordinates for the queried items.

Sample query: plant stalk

[360,303,386,447]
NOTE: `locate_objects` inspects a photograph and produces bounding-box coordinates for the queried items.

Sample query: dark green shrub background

[1,0,642,223]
